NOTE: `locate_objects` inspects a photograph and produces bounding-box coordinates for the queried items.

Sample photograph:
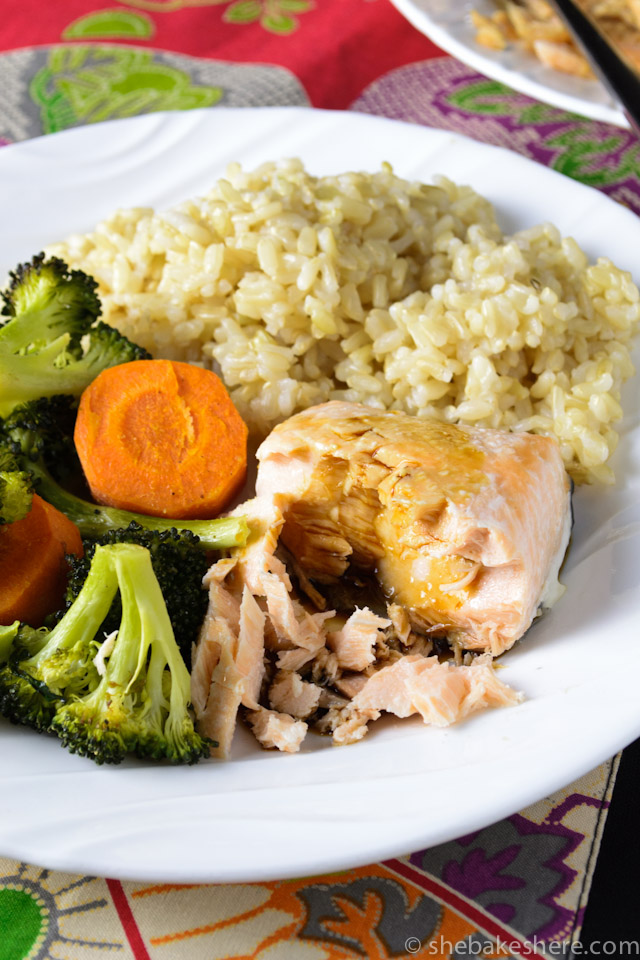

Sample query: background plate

[390,0,628,127]
[1,107,639,883]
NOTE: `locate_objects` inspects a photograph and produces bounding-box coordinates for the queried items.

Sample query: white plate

[390,0,628,127]
[1,107,639,883]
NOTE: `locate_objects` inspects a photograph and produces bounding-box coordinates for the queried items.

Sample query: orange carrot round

[0,494,83,627]
[74,359,248,520]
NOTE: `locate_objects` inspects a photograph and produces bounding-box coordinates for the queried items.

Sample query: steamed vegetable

[0,543,212,764]
[0,255,248,765]
[0,494,83,627]
[74,358,248,519]
[0,254,150,417]
[1,396,250,551]
[63,523,209,669]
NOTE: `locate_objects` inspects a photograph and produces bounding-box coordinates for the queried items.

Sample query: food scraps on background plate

[1,159,638,764]
[472,0,640,77]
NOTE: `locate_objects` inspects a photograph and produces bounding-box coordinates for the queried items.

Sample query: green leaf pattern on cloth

[30,46,222,133]
[353,57,640,211]
[446,79,640,188]
[224,0,262,23]
[0,46,309,143]
[64,0,314,33]
[223,0,312,33]
[0,886,48,960]
[62,9,155,40]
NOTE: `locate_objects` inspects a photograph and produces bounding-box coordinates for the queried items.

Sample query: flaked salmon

[327,607,391,672]
[190,558,242,738]
[194,620,243,759]
[269,670,322,719]
[191,556,266,757]
[192,495,333,755]
[235,586,266,710]
[327,654,521,745]
[350,654,523,726]
[247,707,308,753]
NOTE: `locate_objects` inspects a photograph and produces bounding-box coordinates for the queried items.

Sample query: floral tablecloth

[0,2,636,957]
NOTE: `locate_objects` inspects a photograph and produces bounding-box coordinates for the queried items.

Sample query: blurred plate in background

[389,0,628,127]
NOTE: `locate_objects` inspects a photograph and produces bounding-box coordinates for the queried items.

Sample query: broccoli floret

[0,543,212,764]
[0,547,118,731]
[51,543,211,764]
[0,665,61,734]
[63,524,209,668]
[0,626,77,733]
[1,254,99,349]
[0,254,150,416]
[2,394,82,484]
[82,320,151,373]
[2,397,250,551]
[0,446,33,525]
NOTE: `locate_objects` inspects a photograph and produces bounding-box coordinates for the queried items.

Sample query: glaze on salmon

[255,401,572,656]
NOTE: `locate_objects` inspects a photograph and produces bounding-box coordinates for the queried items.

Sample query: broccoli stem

[30,461,250,550]
[112,545,190,752]
[21,546,120,696]
[0,368,77,417]
[0,337,88,417]
[109,545,158,692]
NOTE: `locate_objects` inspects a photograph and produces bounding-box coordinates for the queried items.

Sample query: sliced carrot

[0,494,83,627]
[74,359,248,520]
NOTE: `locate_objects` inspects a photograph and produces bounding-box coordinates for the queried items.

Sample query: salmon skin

[255,401,572,657]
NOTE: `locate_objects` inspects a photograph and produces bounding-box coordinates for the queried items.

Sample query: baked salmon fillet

[255,401,572,656]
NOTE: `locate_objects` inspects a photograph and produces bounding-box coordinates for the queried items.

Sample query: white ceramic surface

[0,107,639,883]
[390,0,629,128]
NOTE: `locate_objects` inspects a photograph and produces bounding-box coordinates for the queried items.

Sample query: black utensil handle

[550,0,640,134]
